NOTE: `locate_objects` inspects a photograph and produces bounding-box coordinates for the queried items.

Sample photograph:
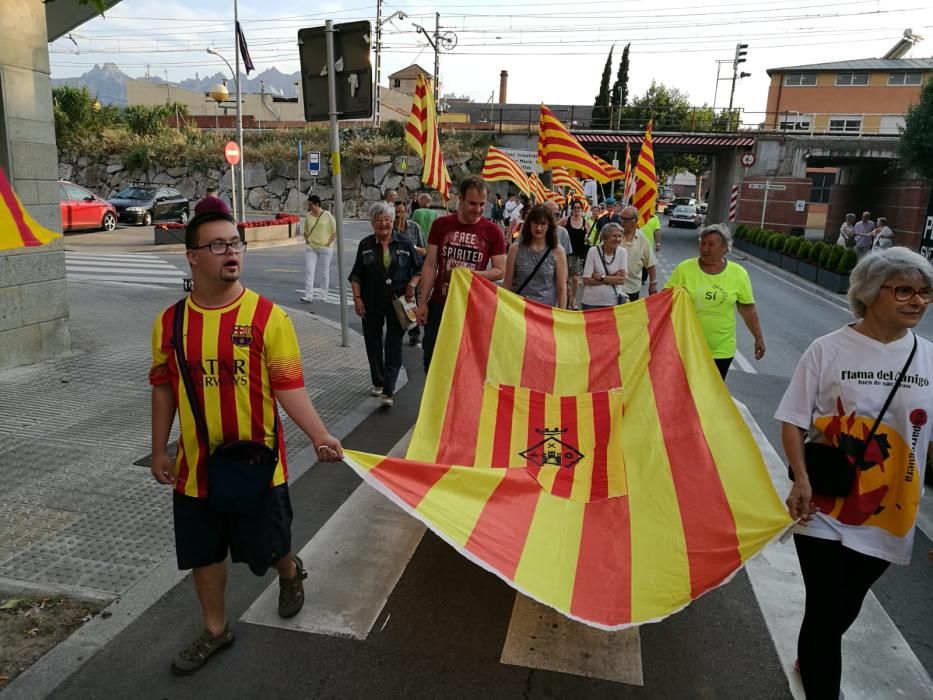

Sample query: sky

[50,0,932,116]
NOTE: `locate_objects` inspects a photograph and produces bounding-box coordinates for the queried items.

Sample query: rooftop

[767,57,933,75]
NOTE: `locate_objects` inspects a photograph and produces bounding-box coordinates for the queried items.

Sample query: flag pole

[233,0,246,223]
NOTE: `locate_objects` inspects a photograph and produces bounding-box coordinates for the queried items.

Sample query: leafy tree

[610,43,630,129]
[898,78,933,182]
[123,104,171,137]
[75,0,108,12]
[592,45,614,129]
[52,85,122,142]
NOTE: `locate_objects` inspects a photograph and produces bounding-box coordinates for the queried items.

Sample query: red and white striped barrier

[728,185,739,222]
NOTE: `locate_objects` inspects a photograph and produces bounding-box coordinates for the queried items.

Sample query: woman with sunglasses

[777,247,933,699]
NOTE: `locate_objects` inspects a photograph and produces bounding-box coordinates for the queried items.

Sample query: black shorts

[173,484,293,576]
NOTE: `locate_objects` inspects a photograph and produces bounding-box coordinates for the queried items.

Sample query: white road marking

[240,430,425,639]
[65,252,187,286]
[67,274,186,285]
[737,400,933,700]
[67,266,183,276]
[733,349,758,374]
[501,595,643,685]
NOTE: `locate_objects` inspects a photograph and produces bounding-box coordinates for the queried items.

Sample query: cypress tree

[593,45,614,129]
[610,43,631,128]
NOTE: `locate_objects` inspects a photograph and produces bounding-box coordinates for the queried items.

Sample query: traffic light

[733,43,748,70]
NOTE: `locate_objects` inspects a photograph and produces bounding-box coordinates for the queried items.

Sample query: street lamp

[207,45,245,222]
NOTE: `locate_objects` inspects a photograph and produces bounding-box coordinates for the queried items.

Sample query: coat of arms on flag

[344,270,790,630]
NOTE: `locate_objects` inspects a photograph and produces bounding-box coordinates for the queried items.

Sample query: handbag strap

[596,245,624,297]
[303,213,322,244]
[859,334,917,460]
[171,299,279,459]
[515,246,552,295]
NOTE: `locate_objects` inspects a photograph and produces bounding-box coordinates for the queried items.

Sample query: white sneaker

[299,296,312,303]
[371,385,383,396]
[380,395,394,408]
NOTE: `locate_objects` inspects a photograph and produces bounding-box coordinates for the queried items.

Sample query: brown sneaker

[171,624,235,675]
[278,554,307,618]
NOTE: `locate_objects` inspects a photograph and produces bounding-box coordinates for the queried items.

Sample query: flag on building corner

[236,21,255,74]
[0,166,62,251]
[631,120,658,228]
[343,269,791,630]
[405,74,452,200]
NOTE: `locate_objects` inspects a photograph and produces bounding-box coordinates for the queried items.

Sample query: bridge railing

[438,105,906,137]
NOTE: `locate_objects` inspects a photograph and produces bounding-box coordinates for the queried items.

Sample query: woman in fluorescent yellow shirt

[664,223,766,379]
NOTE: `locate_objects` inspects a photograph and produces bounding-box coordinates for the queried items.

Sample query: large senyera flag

[632,120,658,227]
[481,147,531,196]
[527,172,550,203]
[538,105,611,183]
[405,74,452,200]
[0,166,61,251]
[344,270,791,630]
[550,167,586,199]
[591,153,626,183]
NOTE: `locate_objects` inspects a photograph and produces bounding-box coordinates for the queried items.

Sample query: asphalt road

[51,218,933,699]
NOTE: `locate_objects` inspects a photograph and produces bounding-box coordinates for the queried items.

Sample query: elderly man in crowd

[853,211,875,258]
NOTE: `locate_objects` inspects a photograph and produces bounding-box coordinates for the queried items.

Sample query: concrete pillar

[0,0,71,370]
[706,149,737,226]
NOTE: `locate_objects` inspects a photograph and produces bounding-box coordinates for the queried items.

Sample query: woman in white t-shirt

[776,247,933,699]
[580,222,628,309]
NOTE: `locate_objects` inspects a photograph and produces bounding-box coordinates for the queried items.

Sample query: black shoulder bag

[515,247,552,295]
[596,246,626,306]
[172,299,280,514]
[790,335,917,497]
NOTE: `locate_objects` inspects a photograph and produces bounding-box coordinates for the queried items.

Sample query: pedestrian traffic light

[733,43,748,70]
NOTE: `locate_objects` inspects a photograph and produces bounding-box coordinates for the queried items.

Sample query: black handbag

[172,300,279,514]
[789,335,917,497]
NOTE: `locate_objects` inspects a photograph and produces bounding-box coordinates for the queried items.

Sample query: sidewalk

[0,278,376,685]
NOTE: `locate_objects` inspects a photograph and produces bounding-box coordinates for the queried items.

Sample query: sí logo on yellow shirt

[231,324,254,347]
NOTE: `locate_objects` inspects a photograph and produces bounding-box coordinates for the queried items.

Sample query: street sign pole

[326,20,349,348]
[296,141,302,235]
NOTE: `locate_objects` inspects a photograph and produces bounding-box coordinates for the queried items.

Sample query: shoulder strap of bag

[171,299,279,458]
[515,247,552,295]
[596,245,624,297]
[861,335,917,454]
[303,214,321,244]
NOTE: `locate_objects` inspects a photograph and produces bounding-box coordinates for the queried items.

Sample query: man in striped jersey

[149,210,343,675]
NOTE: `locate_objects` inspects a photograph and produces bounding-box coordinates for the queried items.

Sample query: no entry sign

[224,141,241,165]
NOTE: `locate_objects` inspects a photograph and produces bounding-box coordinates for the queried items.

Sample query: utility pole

[433,12,440,105]
[373,0,382,127]
[727,43,750,127]
[233,0,246,223]
[325,20,349,347]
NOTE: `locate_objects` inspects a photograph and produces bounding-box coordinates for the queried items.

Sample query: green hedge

[809,240,826,264]
[837,248,858,274]
[797,240,813,261]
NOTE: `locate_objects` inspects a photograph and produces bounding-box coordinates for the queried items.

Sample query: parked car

[697,202,708,215]
[109,185,190,226]
[669,205,701,228]
[664,197,696,215]
[59,181,117,233]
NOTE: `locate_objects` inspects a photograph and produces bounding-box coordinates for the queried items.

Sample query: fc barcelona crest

[231,324,254,347]
[519,427,584,469]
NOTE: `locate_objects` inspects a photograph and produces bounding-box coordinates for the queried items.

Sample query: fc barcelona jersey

[149,289,305,498]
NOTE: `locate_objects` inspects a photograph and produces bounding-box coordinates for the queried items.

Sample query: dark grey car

[109,186,190,226]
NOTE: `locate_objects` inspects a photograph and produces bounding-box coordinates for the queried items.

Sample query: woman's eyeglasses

[881,285,933,302]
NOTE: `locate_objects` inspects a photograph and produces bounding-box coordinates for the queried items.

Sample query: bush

[751,228,765,246]
[734,224,748,240]
[837,248,858,274]
[809,240,826,264]
[825,245,844,272]
[784,236,801,257]
[796,240,813,261]
[768,232,787,252]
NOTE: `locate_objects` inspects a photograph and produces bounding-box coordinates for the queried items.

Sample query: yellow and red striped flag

[481,147,532,196]
[344,269,791,630]
[404,74,452,201]
[538,105,611,183]
[622,144,636,203]
[527,172,550,203]
[632,120,658,228]
[591,154,625,183]
[550,167,586,199]
[0,166,61,251]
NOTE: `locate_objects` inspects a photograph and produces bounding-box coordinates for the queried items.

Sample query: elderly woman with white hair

[348,202,422,408]
[664,223,765,378]
[777,247,933,699]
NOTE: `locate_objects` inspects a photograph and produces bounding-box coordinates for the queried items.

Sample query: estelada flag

[344,270,791,630]
[404,74,452,201]
[0,166,61,251]
[481,147,531,196]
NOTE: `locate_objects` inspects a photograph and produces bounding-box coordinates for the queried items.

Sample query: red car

[59,180,117,232]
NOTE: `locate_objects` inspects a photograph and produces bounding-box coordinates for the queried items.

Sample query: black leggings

[794,535,890,699]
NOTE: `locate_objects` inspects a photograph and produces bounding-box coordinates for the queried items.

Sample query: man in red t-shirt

[417,176,506,370]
